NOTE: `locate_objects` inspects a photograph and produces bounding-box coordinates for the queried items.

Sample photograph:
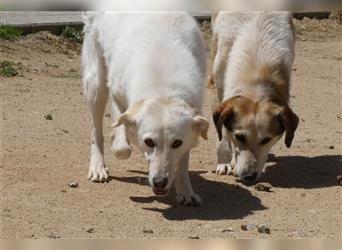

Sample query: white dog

[82,13,208,206]
[209,12,299,183]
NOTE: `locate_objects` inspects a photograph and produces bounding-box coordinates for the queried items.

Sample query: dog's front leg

[111,99,132,159]
[216,137,234,175]
[86,81,109,182]
[174,152,201,206]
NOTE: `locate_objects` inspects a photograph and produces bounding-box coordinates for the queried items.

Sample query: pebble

[86,228,94,233]
[47,232,60,239]
[188,235,200,239]
[68,182,78,188]
[222,227,233,233]
[241,224,257,231]
[44,113,53,120]
[105,113,111,118]
[329,145,334,149]
[254,183,272,192]
[143,229,153,234]
[257,224,271,234]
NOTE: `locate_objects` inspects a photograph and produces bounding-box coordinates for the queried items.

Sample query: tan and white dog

[82,13,208,206]
[209,12,299,183]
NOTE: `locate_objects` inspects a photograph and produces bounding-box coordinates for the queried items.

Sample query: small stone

[104,113,111,117]
[255,183,272,192]
[222,227,233,232]
[47,232,60,239]
[61,190,67,193]
[44,113,53,120]
[68,182,78,188]
[86,228,95,233]
[143,229,153,234]
[257,224,271,234]
[61,129,69,133]
[296,229,306,237]
[188,235,200,239]
[241,224,257,231]
[328,145,334,149]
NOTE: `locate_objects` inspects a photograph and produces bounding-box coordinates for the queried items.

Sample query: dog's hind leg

[83,33,109,182]
[207,32,218,88]
[212,39,230,102]
[111,98,132,159]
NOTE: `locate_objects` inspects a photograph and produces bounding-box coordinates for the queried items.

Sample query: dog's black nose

[153,177,168,188]
[242,172,258,183]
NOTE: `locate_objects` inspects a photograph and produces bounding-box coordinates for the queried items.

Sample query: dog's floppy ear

[112,113,135,128]
[213,100,235,141]
[193,116,209,140]
[112,100,145,128]
[278,106,299,148]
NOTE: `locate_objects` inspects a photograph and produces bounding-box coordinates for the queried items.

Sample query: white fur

[82,12,207,206]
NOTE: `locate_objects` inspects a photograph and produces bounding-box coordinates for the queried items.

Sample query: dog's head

[113,97,209,195]
[213,96,299,183]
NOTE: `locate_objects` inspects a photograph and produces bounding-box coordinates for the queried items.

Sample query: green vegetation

[0,61,18,77]
[0,25,23,40]
[61,26,83,43]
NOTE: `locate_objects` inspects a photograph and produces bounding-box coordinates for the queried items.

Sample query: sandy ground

[1,18,341,239]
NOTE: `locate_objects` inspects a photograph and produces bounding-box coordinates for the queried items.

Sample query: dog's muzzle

[152,176,169,195]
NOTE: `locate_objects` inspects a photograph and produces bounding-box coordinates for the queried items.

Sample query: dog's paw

[216,164,234,175]
[111,134,132,160]
[176,192,202,207]
[113,146,132,160]
[87,156,109,182]
[216,164,228,175]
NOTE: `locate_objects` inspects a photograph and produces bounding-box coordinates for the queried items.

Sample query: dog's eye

[144,138,155,147]
[171,139,183,149]
[235,134,246,143]
[261,137,272,145]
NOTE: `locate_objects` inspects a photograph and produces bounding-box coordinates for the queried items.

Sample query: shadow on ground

[111,170,266,221]
[262,154,342,189]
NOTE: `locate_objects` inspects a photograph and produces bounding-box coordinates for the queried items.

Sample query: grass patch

[61,26,83,43]
[0,61,18,77]
[0,26,23,40]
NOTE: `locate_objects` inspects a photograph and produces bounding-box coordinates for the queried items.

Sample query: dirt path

[1,18,341,239]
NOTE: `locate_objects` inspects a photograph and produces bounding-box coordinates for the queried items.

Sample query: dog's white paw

[216,164,228,175]
[113,146,132,160]
[176,192,202,207]
[216,164,234,175]
[111,131,132,160]
[87,155,109,182]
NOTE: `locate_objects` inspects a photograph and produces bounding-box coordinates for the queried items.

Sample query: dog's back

[83,13,206,111]
[213,12,294,104]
